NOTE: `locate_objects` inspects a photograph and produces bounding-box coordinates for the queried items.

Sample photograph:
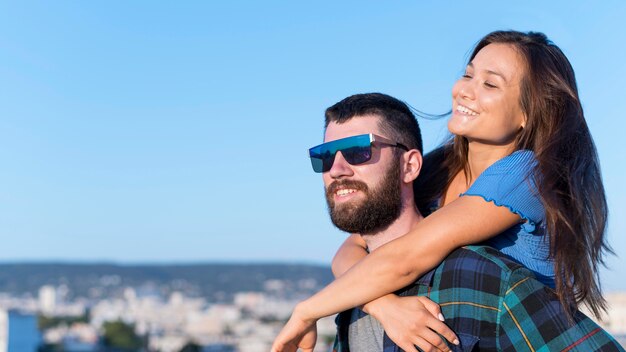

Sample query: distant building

[579,292,626,348]
[39,285,56,315]
[0,309,42,352]
[604,292,626,335]
[0,310,5,352]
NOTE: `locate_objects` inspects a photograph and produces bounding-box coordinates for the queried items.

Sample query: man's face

[323,115,403,234]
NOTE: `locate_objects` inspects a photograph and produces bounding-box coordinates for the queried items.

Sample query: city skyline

[1,1,625,291]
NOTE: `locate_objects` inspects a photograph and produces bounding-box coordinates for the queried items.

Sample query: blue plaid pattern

[333,245,624,351]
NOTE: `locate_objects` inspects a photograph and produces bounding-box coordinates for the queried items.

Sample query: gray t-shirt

[348,308,384,351]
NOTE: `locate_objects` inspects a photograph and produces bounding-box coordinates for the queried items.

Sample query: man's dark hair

[324,93,423,154]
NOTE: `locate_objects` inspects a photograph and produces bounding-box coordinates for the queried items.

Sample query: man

[310,93,623,351]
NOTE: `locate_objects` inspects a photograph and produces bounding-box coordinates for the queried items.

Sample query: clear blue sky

[1,1,624,290]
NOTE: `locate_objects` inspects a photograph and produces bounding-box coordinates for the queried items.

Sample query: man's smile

[334,187,361,203]
[327,180,368,205]
[336,188,357,196]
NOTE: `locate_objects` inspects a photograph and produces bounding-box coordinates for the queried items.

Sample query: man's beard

[325,157,403,235]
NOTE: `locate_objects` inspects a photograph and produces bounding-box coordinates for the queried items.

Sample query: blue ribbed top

[460,149,555,287]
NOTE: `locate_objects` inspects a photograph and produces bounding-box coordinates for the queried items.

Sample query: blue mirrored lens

[341,146,372,165]
[308,134,372,173]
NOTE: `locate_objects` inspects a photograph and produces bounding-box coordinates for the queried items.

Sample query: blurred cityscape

[0,263,337,352]
[0,263,623,351]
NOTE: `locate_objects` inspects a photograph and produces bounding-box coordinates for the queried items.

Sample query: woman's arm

[272,196,520,352]
[296,195,521,320]
[331,234,368,278]
[331,233,459,350]
[331,234,403,315]
[273,196,519,352]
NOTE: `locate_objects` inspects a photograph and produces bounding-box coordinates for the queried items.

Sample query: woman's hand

[365,295,459,352]
[271,306,318,352]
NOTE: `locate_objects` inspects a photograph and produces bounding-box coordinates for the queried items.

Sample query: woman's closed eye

[483,81,498,88]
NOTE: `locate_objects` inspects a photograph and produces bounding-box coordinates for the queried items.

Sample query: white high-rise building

[0,310,7,352]
[39,285,56,315]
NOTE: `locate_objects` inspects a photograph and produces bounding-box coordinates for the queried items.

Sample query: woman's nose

[458,79,475,100]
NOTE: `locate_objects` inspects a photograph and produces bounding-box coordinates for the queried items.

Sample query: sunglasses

[308,133,409,173]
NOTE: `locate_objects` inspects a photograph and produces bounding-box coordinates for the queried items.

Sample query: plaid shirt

[333,245,624,352]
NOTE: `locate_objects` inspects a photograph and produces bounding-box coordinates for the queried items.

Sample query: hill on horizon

[0,262,333,303]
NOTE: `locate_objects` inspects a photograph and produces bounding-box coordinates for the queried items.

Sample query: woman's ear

[402,150,423,184]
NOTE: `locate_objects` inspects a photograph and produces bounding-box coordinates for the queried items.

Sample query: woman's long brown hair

[416,30,611,318]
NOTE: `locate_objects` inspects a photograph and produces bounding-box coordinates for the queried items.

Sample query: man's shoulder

[409,245,535,300]
[425,247,626,351]
[428,245,544,294]
[444,245,528,275]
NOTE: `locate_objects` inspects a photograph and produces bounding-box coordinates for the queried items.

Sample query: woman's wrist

[362,294,395,318]
[293,300,319,323]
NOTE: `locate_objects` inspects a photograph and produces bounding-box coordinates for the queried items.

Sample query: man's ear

[402,150,422,184]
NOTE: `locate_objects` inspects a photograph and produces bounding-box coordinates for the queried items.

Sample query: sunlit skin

[450,43,526,146]
[272,45,531,352]
[272,115,462,352]
[323,116,392,211]
[444,43,529,200]
[323,115,423,251]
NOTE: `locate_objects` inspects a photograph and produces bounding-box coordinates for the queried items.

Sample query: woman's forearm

[331,234,399,315]
[296,196,521,320]
[298,229,443,319]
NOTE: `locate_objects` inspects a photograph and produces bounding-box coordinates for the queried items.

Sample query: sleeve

[497,269,625,351]
[461,150,543,233]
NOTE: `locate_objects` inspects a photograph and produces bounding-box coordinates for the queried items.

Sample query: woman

[272,30,611,352]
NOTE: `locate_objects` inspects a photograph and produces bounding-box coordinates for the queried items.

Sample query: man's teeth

[456,105,478,116]
[336,189,356,196]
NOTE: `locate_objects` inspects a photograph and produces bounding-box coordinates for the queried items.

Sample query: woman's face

[449,43,527,147]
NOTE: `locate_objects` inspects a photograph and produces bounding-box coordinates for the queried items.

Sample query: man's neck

[361,206,423,252]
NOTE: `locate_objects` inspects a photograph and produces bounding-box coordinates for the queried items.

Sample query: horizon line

[0,259,330,266]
